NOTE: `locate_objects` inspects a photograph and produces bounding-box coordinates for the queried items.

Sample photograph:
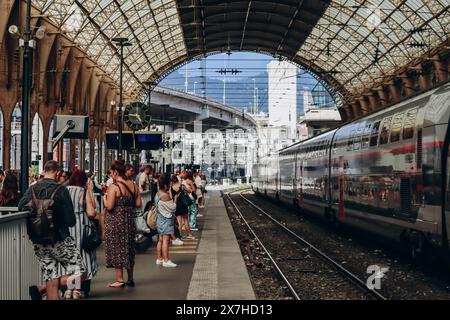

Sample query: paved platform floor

[90,190,255,300]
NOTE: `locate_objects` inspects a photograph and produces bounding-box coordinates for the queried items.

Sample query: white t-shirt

[139,172,149,192]
[106,178,114,187]
[155,193,176,218]
[195,176,202,188]
[181,179,191,193]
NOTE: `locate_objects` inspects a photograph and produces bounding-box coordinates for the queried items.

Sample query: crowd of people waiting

[0,159,207,300]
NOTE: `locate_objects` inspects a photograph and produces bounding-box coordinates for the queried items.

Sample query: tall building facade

[267,60,297,137]
[303,87,314,113]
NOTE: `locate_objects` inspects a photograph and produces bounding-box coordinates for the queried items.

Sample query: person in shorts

[18,160,86,300]
[155,174,178,267]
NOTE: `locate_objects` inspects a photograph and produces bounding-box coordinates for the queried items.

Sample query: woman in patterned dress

[103,160,142,288]
[58,169,98,299]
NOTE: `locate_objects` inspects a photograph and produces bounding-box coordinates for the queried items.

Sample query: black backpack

[26,185,62,245]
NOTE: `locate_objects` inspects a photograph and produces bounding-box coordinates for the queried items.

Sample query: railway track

[226,190,388,300]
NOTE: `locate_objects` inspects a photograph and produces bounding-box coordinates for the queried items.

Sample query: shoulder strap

[50,185,63,200]
[113,182,123,196]
[30,187,37,207]
[82,187,87,212]
[117,181,135,198]
[31,186,38,203]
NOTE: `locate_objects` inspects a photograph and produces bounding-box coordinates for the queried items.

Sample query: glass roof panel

[33,0,447,99]
[297,0,449,97]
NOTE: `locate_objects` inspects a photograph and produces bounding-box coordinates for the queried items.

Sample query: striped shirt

[58,186,97,280]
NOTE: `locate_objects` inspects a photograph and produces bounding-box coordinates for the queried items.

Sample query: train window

[361,123,372,149]
[402,108,418,140]
[332,139,338,154]
[369,121,381,147]
[390,113,404,143]
[379,116,392,145]
[353,127,363,150]
[347,130,355,151]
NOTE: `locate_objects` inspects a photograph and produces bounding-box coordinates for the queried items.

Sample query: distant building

[303,88,314,113]
[267,61,297,137]
[311,83,335,108]
[298,107,341,140]
[252,112,297,159]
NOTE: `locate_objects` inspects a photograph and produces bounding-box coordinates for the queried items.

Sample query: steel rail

[237,191,388,301]
[225,192,301,300]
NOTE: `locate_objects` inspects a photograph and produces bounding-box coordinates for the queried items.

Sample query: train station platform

[90,189,255,300]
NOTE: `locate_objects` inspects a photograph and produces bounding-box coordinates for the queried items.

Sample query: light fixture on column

[111,37,132,160]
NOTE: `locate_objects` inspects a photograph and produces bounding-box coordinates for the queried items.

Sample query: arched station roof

[33,0,449,103]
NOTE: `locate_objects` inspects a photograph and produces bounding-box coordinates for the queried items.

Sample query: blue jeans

[188,202,198,229]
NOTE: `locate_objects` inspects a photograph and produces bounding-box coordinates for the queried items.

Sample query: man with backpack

[18,160,86,300]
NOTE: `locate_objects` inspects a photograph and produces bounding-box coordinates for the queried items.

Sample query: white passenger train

[252,82,450,258]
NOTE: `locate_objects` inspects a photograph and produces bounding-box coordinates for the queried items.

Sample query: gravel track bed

[223,195,293,300]
[243,192,450,300]
[226,194,374,300]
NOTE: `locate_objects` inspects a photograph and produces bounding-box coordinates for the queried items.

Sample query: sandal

[108,281,125,288]
[64,289,73,300]
[72,290,84,300]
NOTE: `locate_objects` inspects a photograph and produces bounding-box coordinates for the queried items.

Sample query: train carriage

[253,82,450,257]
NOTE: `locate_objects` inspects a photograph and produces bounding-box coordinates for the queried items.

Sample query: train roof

[275,80,450,155]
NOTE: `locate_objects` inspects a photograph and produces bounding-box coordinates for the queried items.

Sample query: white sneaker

[156,258,163,265]
[186,235,196,239]
[162,260,177,268]
[197,214,203,217]
[172,238,184,246]
[190,227,199,231]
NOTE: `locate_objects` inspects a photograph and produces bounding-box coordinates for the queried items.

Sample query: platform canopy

[34,0,449,100]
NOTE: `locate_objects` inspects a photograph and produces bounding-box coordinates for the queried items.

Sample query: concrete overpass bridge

[148,86,257,132]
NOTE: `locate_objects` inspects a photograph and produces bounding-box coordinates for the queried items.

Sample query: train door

[293,152,298,203]
[299,159,304,207]
[443,120,450,249]
[338,156,345,222]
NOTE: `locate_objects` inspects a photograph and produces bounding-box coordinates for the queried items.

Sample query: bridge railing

[0,210,41,300]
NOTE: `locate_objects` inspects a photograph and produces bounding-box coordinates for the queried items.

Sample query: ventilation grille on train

[417,129,422,169]
[400,178,412,216]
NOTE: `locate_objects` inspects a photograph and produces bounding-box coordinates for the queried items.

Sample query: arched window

[101,142,106,181]
[85,141,90,171]
[62,139,70,170]
[31,113,44,173]
[0,108,4,169]
[94,140,99,175]
[10,106,21,170]
[74,140,80,170]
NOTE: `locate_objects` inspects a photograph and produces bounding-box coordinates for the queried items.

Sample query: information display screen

[106,131,163,151]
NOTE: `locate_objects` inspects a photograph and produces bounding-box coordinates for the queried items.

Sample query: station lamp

[111,37,132,159]
[8,2,49,194]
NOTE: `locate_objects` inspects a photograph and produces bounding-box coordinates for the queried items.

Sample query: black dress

[173,187,188,217]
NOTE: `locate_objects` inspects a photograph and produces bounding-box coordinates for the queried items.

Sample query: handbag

[178,191,193,207]
[82,224,102,251]
[136,209,151,234]
[146,205,158,230]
